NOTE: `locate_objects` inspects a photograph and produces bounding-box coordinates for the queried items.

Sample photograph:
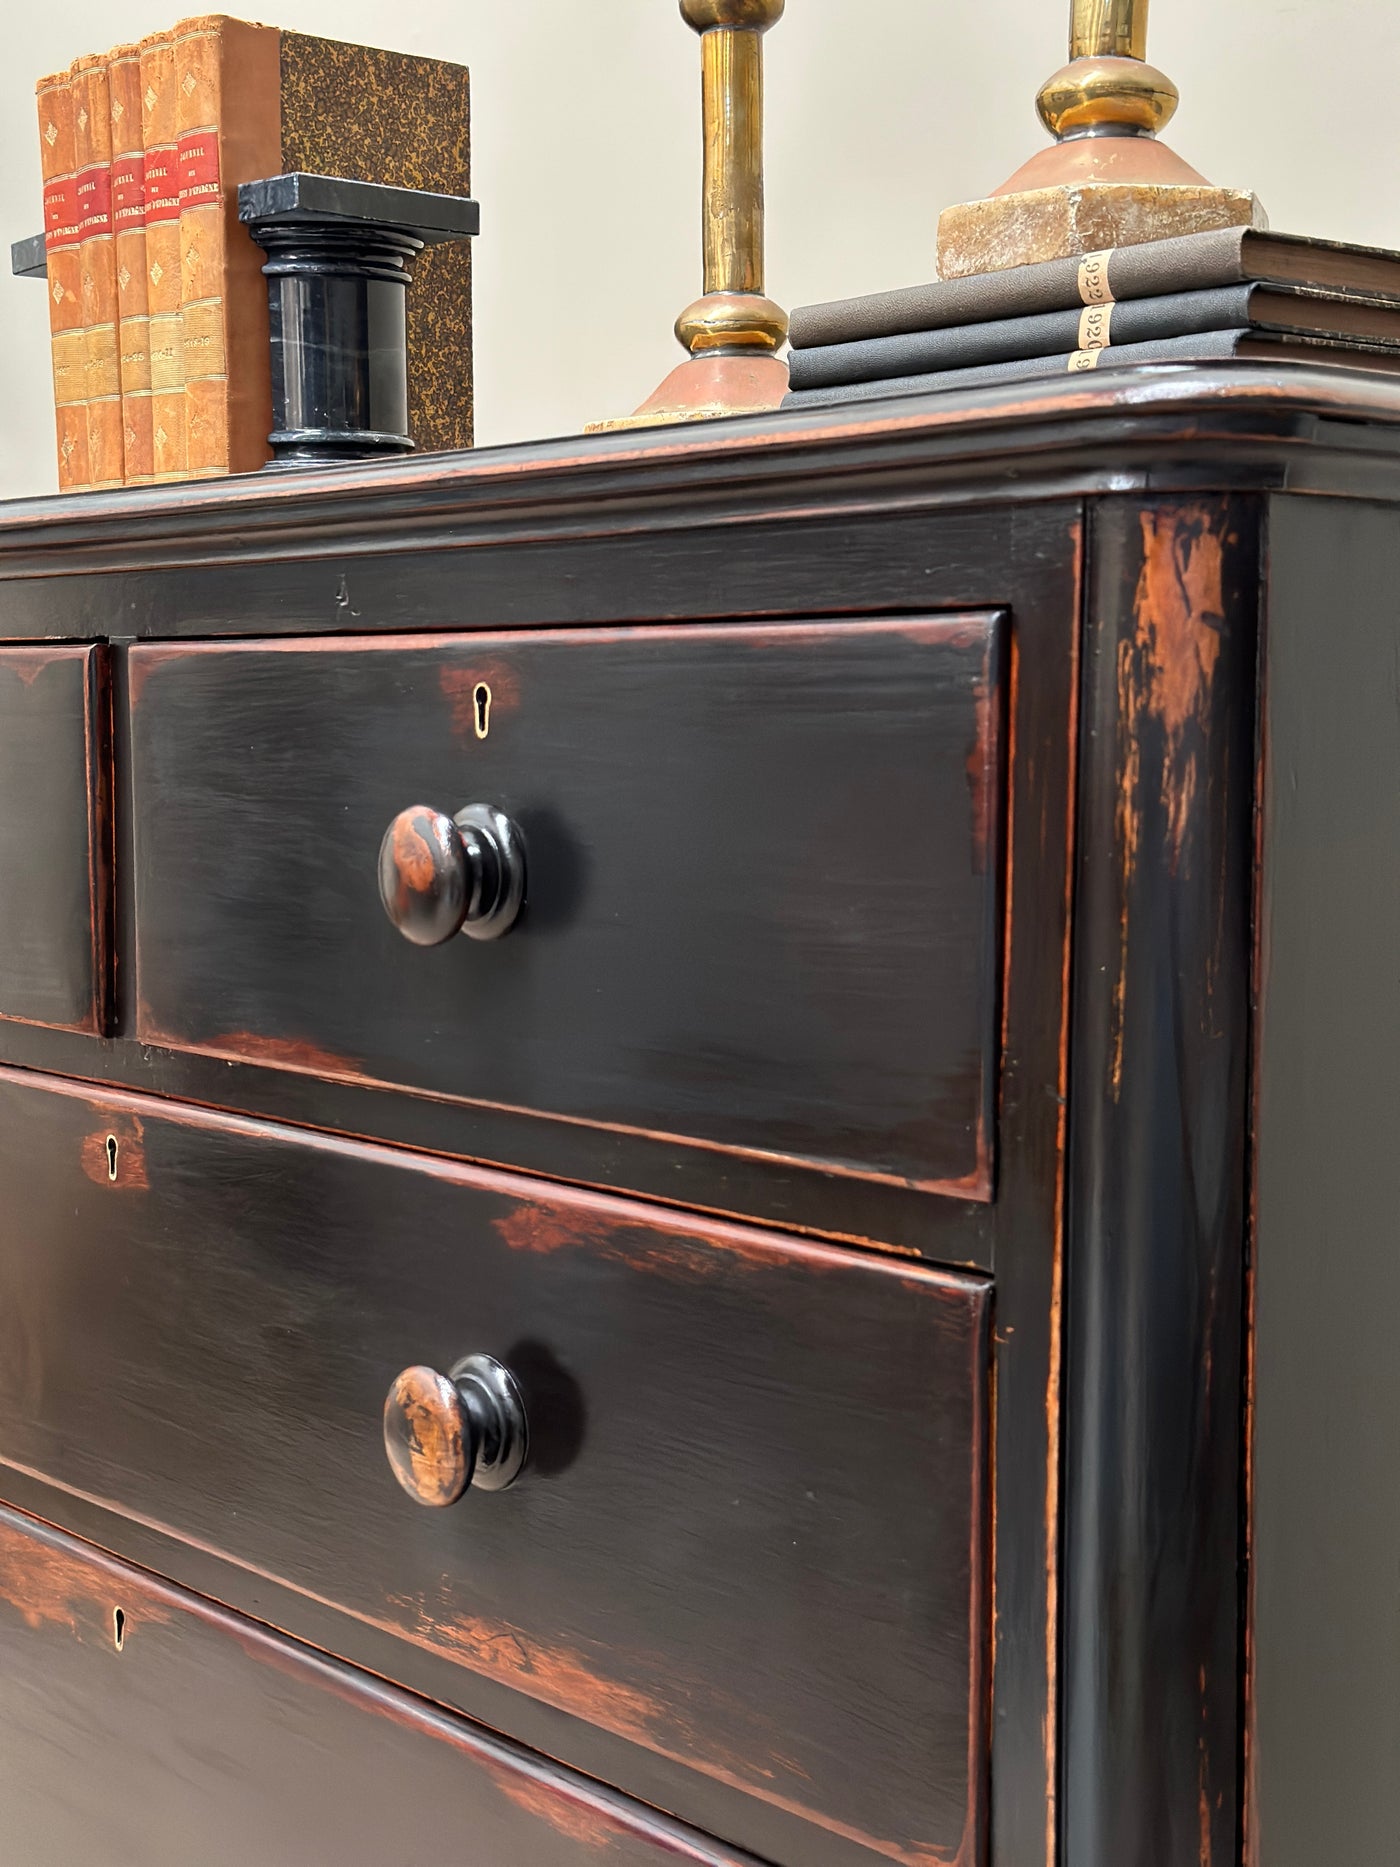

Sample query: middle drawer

[0,1071,988,1867]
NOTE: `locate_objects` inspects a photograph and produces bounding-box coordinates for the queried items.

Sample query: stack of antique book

[36,15,472,491]
[783,228,1400,410]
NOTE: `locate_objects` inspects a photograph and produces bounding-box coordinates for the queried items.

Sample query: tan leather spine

[111,44,152,484]
[176,16,281,478]
[73,55,123,489]
[37,69,88,489]
[140,30,186,483]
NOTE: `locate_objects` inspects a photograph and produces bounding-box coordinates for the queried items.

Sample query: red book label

[112,154,146,228]
[43,176,81,248]
[76,163,113,237]
[177,131,222,206]
[144,146,180,224]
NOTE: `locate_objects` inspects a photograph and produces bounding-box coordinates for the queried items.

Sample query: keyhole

[105,1136,118,1182]
[112,1607,125,1650]
[473,683,491,740]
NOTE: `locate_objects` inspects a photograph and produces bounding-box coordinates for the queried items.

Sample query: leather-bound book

[175,16,245,478]
[787,283,1400,393]
[170,16,472,477]
[782,327,1400,409]
[36,68,88,489]
[790,227,1400,352]
[111,43,152,484]
[72,54,123,489]
[140,30,187,484]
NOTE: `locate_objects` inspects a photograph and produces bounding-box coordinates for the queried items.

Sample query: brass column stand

[590,0,788,432]
[937,0,1265,278]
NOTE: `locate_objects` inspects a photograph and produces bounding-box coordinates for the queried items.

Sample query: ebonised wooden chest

[0,366,1395,1867]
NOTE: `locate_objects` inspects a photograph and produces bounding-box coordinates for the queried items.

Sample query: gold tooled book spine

[116,19,472,483]
[140,29,186,483]
[73,54,123,489]
[111,44,152,485]
[176,16,281,478]
[37,68,89,489]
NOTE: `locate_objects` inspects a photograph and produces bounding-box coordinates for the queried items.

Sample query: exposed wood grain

[1063,494,1258,1867]
[0,1503,769,1866]
[0,1070,989,1867]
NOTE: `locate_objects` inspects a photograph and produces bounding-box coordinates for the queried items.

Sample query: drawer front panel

[0,644,109,1033]
[0,1072,989,1867]
[0,1504,760,1867]
[129,617,1004,1201]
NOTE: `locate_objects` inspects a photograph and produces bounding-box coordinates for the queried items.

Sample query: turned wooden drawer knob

[378,804,526,946]
[383,1355,530,1507]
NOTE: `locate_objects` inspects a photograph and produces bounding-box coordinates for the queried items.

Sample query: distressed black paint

[0,1072,989,1867]
[1064,496,1258,1867]
[0,644,110,1033]
[0,1504,765,1867]
[129,618,1005,1204]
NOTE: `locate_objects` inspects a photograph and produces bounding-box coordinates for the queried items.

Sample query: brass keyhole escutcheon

[473,682,491,740]
[106,1136,118,1182]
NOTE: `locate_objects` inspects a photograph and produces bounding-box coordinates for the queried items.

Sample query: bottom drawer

[0,1504,754,1866]
[0,1071,989,1867]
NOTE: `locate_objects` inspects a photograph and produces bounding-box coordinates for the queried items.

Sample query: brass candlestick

[590,0,788,432]
[937,0,1265,278]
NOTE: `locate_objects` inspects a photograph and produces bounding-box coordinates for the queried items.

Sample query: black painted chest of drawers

[0,366,1396,1867]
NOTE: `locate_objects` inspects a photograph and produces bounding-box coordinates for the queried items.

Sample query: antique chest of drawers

[0,367,1396,1867]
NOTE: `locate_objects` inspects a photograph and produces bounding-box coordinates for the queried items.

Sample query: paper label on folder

[1077,302,1113,350]
[1067,349,1102,372]
[1078,249,1115,305]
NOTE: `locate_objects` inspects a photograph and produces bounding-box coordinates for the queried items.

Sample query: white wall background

[3,0,1399,497]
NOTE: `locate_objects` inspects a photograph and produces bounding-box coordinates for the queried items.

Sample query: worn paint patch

[1130,506,1225,866]
[966,667,1001,880]
[80,1110,148,1189]
[440,661,520,740]
[387,1593,966,1867]
[125,643,183,708]
[202,1030,368,1081]
[493,1775,622,1853]
[492,1202,758,1279]
[0,1517,168,1639]
[491,1202,622,1258]
[1111,504,1229,1095]
[389,1598,669,1755]
[0,648,71,689]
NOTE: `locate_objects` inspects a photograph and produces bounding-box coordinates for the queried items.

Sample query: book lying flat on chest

[781,329,1400,411]
[789,228,1400,352]
[787,283,1400,392]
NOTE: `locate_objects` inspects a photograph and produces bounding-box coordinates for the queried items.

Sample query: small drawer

[0,644,109,1033]
[0,1071,989,1867]
[0,1504,758,1866]
[129,616,1004,1206]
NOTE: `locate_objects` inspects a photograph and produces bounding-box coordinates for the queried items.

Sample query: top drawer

[130,617,1003,1202]
[0,644,109,1035]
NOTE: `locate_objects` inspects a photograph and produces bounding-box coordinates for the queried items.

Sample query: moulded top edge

[2,361,1400,553]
